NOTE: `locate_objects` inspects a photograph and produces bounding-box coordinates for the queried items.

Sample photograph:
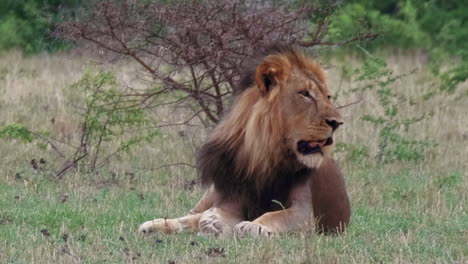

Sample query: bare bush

[57,0,377,126]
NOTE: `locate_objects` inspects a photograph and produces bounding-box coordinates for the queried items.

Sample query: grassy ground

[0,50,467,263]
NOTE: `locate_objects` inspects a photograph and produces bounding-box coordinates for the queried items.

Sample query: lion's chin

[297,153,324,169]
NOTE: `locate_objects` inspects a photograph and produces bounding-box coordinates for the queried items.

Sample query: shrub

[0,67,159,177]
[57,0,377,125]
[356,52,430,163]
[0,0,80,54]
[328,0,468,92]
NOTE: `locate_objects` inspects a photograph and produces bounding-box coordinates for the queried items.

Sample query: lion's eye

[327,95,332,100]
[298,90,312,98]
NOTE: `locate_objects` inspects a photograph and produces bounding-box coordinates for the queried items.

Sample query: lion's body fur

[140,45,351,236]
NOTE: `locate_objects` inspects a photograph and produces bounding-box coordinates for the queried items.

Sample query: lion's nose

[325,119,343,132]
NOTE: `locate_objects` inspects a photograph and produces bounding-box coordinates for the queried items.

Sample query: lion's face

[209,48,342,176]
[278,68,342,168]
[251,50,342,169]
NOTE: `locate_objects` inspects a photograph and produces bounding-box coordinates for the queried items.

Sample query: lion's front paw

[198,209,230,236]
[138,219,182,235]
[138,220,158,234]
[233,221,274,237]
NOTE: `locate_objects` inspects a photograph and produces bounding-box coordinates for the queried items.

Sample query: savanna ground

[0,49,467,264]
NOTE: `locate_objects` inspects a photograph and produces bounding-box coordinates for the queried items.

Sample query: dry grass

[0,49,467,263]
[326,49,468,170]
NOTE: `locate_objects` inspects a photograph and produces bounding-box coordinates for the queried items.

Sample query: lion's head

[199,45,342,206]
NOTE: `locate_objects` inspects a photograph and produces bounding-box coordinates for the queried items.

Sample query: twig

[336,93,365,109]
[61,245,81,264]
[299,32,380,47]
[29,132,67,159]
[334,75,344,101]
[55,152,88,179]
[145,162,197,171]
[40,230,81,263]
[56,122,90,179]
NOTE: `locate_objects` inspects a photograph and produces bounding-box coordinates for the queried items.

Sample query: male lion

[139,45,350,237]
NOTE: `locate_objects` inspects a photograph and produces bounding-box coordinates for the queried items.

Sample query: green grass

[1,164,466,263]
[0,51,467,263]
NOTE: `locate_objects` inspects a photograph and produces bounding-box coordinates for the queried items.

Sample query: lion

[139,45,350,237]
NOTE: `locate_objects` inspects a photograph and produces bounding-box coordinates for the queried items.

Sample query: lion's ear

[255,62,287,95]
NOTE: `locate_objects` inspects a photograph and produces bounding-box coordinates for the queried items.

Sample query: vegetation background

[0,0,466,263]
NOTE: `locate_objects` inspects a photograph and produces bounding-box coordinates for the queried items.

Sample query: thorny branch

[57,0,379,125]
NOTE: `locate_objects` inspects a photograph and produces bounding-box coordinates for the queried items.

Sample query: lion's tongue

[309,140,326,148]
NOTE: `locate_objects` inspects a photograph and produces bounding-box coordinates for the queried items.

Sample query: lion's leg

[139,185,219,234]
[234,180,313,237]
[189,185,218,214]
[198,199,244,236]
[310,158,351,234]
[139,213,202,234]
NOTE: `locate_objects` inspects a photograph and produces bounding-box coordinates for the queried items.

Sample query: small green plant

[0,67,159,177]
[55,67,159,177]
[353,49,430,163]
[0,123,51,151]
[0,123,35,143]
[335,142,370,164]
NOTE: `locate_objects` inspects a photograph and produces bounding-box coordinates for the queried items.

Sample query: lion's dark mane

[197,44,318,220]
[198,140,312,220]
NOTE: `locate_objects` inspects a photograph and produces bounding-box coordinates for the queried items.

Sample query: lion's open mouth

[297,137,333,155]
